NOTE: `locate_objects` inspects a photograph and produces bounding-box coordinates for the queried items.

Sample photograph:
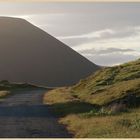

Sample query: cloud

[70,26,140,66]
[56,26,140,48]
[57,29,115,40]
[80,48,136,55]
[86,52,140,66]
[0,2,140,66]
[73,26,140,52]
[79,48,140,66]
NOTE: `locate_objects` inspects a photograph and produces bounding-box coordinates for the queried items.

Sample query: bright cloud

[69,26,140,66]
[73,26,140,52]
[57,29,115,40]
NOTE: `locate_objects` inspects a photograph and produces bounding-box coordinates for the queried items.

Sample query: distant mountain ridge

[0,17,100,86]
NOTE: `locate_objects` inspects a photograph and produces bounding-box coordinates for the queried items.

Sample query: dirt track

[0,89,72,138]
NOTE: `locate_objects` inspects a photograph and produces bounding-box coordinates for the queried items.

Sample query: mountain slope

[0,17,100,87]
[72,58,140,105]
[44,58,140,106]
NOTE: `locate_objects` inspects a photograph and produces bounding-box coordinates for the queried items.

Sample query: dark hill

[0,17,100,87]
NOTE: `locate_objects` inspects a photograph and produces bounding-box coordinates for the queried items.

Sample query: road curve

[0,89,72,138]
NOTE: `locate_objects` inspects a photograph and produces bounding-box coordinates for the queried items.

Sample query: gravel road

[0,89,72,138]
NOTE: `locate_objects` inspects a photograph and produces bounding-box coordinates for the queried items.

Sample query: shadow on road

[0,105,52,117]
[0,90,73,138]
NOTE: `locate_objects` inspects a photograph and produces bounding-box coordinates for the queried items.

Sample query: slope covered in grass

[72,58,140,105]
[44,58,140,138]
[45,58,140,106]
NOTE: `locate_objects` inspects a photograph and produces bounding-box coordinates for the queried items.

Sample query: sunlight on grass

[0,91,10,98]
[43,58,140,138]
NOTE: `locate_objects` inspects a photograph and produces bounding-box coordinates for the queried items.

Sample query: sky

[0,2,140,66]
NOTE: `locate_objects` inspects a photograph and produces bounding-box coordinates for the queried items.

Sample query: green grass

[43,58,140,138]
[0,90,10,99]
[44,89,140,137]
[59,108,140,138]
[71,58,140,106]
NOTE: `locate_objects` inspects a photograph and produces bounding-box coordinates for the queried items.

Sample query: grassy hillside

[44,58,140,138]
[72,58,140,106]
